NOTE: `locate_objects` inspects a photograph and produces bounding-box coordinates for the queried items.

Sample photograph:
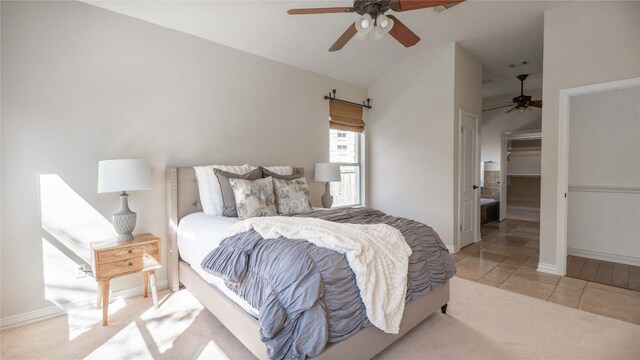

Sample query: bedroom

[1,1,639,359]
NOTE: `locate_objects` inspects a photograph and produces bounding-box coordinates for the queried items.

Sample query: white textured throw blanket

[230,216,412,334]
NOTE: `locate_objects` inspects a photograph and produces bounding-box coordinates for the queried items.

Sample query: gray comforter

[201,207,456,360]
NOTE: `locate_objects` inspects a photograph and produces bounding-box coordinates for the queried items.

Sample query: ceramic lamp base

[321,182,333,208]
[113,192,136,241]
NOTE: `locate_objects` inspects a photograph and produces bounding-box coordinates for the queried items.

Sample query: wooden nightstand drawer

[97,253,160,279]
[97,242,159,264]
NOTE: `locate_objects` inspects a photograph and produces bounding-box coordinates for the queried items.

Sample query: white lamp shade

[98,159,151,193]
[314,163,341,182]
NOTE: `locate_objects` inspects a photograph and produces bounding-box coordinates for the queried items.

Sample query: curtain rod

[324,89,372,109]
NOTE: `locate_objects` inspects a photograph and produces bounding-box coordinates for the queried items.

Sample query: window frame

[330,130,363,207]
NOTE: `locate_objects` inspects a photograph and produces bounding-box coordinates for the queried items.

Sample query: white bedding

[177,212,259,317]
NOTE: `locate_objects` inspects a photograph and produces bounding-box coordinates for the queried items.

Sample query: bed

[166,166,452,360]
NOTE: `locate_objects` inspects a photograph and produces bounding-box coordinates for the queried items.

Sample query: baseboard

[445,244,457,254]
[0,279,168,331]
[537,262,559,275]
[567,247,640,267]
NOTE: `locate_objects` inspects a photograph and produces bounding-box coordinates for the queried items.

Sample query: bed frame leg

[441,304,448,314]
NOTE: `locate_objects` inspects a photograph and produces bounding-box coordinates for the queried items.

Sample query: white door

[499,134,508,221]
[459,111,479,249]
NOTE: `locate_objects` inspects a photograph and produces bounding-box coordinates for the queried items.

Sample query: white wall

[368,43,481,251]
[481,89,542,165]
[368,44,455,248]
[569,88,640,188]
[453,44,483,244]
[508,140,542,176]
[567,86,640,265]
[540,1,640,267]
[0,1,367,320]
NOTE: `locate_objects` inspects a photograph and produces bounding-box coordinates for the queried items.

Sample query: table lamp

[98,159,151,241]
[314,163,341,208]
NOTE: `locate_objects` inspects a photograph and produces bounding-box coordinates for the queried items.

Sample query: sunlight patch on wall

[42,238,95,308]
[85,322,153,360]
[40,174,115,263]
[140,290,204,353]
[40,174,118,338]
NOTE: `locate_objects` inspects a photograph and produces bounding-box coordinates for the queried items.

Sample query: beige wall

[540,1,640,267]
[0,1,366,320]
[368,42,481,251]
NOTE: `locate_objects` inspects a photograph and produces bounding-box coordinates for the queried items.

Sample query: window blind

[329,100,365,133]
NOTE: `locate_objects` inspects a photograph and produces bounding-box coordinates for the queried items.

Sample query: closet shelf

[507,174,541,178]
[508,150,542,155]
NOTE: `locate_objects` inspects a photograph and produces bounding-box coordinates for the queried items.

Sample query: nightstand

[91,233,161,326]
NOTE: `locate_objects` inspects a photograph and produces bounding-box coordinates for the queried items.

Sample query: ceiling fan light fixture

[356,13,373,32]
[356,31,370,40]
[374,14,394,40]
[376,14,391,29]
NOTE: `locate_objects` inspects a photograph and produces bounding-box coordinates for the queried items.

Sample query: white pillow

[194,164,252,215]
[261,166,293,176]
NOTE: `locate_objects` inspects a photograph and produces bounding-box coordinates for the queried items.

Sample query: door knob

[472,185,479,189]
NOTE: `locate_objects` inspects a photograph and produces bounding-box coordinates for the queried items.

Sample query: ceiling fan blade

[390,0,464,12]
[530,100,542,108]
[387,15,420,48]
[329,23,358,52]
[287,7,355,15]
[482,104,513,112]
[505,107,518,114]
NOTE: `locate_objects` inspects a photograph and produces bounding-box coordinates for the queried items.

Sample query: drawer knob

[128,249,133,254]
[128,262,133,267]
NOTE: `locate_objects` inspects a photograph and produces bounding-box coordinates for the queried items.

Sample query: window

[329,129,361,206]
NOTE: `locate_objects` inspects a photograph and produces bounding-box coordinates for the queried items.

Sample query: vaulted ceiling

[85,1,569,96]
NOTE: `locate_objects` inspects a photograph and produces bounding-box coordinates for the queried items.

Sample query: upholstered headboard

[165,166,305,291]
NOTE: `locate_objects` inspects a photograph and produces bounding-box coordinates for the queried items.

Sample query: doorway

[499,131,542,222]
[557,77,640,286]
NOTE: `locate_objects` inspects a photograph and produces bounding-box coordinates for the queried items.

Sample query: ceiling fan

[287,0,464,52]
[483,74,542,113]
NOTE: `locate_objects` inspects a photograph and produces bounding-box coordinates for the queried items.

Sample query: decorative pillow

[194,164,252,215]
[214,167,263,217]
[260,167,304,180]
[272,177,312,215]
[261,166,293,176]
[229,177,278,220]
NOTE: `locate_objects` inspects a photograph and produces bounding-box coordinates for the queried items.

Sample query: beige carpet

[2,277,639,359]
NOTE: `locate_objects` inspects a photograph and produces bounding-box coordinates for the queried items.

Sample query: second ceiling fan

[483,74,543,113]
[287,0,464,52]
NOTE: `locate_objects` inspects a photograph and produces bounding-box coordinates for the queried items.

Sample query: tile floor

[454,219,640,325]
[566,255,640,291]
